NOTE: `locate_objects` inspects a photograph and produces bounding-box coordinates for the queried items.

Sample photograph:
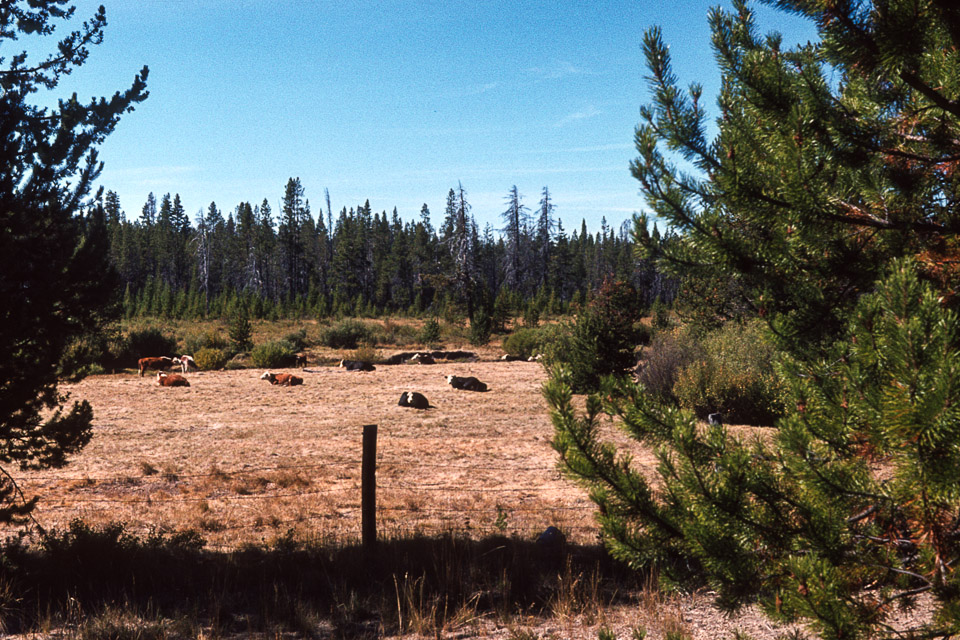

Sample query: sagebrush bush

[635,329,698,400]
[193,347,228,371]
[672,319,786,425]
[320,319,373,349]
[250,340,296,368]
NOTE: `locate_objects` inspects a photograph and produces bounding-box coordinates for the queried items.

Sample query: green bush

[250,340,297,368]
[320,319,373,349]
[127,327,178,359]
[502,327,548,360]
[193,347,228,371]
[184,329,231,356]
[417,318,441,345]
[282,328,308,352]
[672,319,786,425]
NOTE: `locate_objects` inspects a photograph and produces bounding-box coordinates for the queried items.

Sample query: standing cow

[138,356,176,377]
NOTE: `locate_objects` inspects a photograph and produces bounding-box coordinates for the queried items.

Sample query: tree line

[97,178,675,320]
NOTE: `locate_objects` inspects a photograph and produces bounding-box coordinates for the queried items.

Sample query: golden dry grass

[12,347,635,549]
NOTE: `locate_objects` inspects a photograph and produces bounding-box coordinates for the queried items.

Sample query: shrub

[417,318,441,345]
[127,327,178,359]
[502,327,547,360]
[282,328,308,352]
[469,308,493,346]
[672,319,787,425]
[184,329,230,356]
[636,329,699,400]
[561,280,643,393]
[320,319,373,349]
[193,347,228,371]
[250,340,297,368]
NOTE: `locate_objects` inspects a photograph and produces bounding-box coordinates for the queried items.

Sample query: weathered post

[362,423,378,548]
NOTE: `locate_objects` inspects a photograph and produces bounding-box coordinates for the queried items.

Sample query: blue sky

[46,1,817,234]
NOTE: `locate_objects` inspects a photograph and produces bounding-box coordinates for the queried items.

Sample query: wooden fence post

[362,424,378,548]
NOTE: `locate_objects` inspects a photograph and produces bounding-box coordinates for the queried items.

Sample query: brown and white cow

[177,354,196,373]
[139,356,176,377]
[156,372,190,387]
[260,371,303,386]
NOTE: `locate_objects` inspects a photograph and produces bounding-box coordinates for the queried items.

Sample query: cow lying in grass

[260,371,303,386]
[398,391,431,409]
[339,359,375,371]
[446,375,488,392]
[156,372,190,387]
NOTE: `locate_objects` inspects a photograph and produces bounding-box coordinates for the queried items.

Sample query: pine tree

[0,1,147,522]
[549,2,960,638]
[500,185,529,292]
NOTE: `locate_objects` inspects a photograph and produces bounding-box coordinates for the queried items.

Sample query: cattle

[707,413,723,427]
[260,371,303,386]
[295,352,308,368]
[138,356,176,377]
[446,374,488,392]
[156,372,189,387]
[409,353,435,365]
[177,354,196,373]
[527,354,544,362]
[500,354,523,362]
[398,391,431,409]
[339,359,375,371]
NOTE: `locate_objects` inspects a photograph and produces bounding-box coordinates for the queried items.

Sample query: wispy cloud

[554,105,602,127]
[527,60,598,81]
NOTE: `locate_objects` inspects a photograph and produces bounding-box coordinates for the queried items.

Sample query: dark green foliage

[320,319,373,349]
[283,328,308,352]
[417,318,442,345]
[250,340,297,369]
[561,280,643,393]
[229,308,254,352]
[0,1,147,523]
[469,308,493,346]
[126,328,178,359]
[550,269,960,637]
[502,327,550,360]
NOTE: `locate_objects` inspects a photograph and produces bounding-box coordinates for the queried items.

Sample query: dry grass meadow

[15,347,605,548]
[4,341,836,639]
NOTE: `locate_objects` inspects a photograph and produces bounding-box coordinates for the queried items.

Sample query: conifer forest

[100,179,673,319]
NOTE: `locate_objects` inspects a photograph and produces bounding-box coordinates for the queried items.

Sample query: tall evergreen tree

[500,185,529,292]
[0,0,147,522]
